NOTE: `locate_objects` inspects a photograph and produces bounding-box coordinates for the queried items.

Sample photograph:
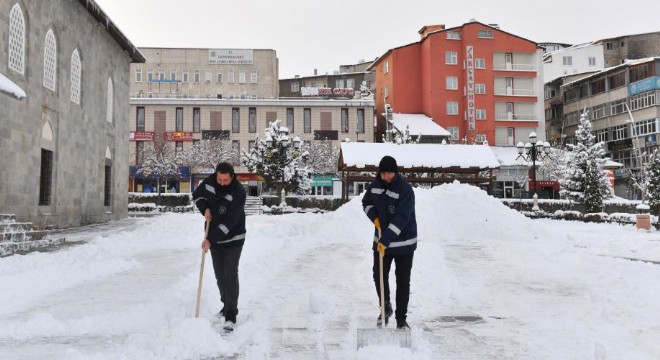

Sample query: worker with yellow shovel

[358,155,417,348]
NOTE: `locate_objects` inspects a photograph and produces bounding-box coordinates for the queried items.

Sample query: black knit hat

[378,155,398,173]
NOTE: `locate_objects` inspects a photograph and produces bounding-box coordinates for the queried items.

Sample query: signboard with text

[165,132,194,141]
[628,76,660,96]
[466,46,476,131]
[208,49,253,65]
[301,87,355,97]
[129,131,155,141]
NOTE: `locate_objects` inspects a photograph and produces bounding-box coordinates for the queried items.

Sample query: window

[446,76,458,90]
[249,107,256,133]
[8,3,26,75]
[608,72,626,89]
[336,79,345,88]
[136,107,145,131]
[610,99,627,115]
[176,107,183,131]
[251,71,258,84]
[104,165,112,207]
[446,101,459,115]
[175,141,183,154]
[383,61,389,74]
[216,72,223,84]
[170,68,176,81]
[228,71,235,84]
[475,83,486,94]
[562,56,572,66]
[39,149,53,206]
[595,129,609,143]
[158,69,165,81]
[445,51,458,65]
[205,70,212,83]
[612,124,628,140]
[193,108,200,133]
[588,57,596,66]
[592,104,607,119]
[475,58,486,69]
[70,49,82,104]
[286,108,295,132]
[232,141,240,166]
[232,108,240,133]
[477,30,493,38]
[476,109,487,120]
[291,81,299,92]
[446,31,461,40]
[194,70,200,83]
[591,78,606,95]
[248,140,255,152]
[106,78,113,123]
[475,134,487,143]
[304,108,312,133]
[43,30,57,91]
[630,91,657,111]
[606,42,613,50]
[239,71,246,84]
[341,108,349,132]
[147,69,154,82]
[507,128,515,146]
[357,109,365,133]
[620,41,625,47]
[384,85,389,98]
[633,119,657,136]
[630,63,653,83]
[135,68,142,83]
[448,127,459,140]
[346,78,355,88]
[182,69,189,83]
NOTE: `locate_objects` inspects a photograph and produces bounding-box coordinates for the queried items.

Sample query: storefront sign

[645,133,657,147]
[165,131,194,141]
[129,131,155,141]
[614,169,628,179]
[208,49,253,65]
[301,87,354,97]
[466,46,475,131]
[312,175,335,187]
[628,76,660,96]
[607,138,632,152]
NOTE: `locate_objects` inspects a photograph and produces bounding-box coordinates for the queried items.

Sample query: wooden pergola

[338,143,501,200]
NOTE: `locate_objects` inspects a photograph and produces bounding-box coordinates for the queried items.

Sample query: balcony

[495,113,537,121]
[493,63,537,72]
[493,88,536,97]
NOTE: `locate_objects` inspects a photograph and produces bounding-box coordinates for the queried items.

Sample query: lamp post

[266,125,301,204]
[517,132,550,210]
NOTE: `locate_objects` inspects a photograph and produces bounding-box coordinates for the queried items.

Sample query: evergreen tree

[646,149,660,216]
[242,120,311,203]
[583,159,604,213]
[560,110,612,203]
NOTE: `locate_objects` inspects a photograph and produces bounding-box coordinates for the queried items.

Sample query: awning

[237,173,265,182]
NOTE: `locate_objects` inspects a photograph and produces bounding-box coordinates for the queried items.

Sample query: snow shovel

[195,220,210,318]
[356,228,411,349]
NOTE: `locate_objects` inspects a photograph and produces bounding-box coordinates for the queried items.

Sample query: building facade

[543,43,605,83]
[130,48,279,100]
[368,21,545,146]
[0,0,144,228]
[595,32,660,68]
[547,58,659,199]
[279,60,375,99]
[128,98,375,193]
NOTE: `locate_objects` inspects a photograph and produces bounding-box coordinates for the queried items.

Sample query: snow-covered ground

[1,183,658,360]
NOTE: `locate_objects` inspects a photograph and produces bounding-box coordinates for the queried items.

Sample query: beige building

[130,48,279,100]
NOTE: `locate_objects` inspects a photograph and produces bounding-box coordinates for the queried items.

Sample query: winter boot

[376,303,393,328]
[396,319,410,330]
[216,308,226,319]
[223,313,237,332]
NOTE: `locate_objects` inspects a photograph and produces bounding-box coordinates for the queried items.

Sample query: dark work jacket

[362,173,417,256]
[192,174,246,249]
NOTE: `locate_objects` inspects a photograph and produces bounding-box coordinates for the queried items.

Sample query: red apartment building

[369,21,545,145]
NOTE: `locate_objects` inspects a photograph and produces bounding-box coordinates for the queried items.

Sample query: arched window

[70,49,81,104]
[8,3,26,75]
[106,77,113,122]
[43,29,57,91]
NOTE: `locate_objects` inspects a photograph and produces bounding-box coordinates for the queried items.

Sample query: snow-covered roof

[561,57,660,88]
[0,73,26,99]
[390,113,451,137]
[339,142,500,169]
[603,160,624,169]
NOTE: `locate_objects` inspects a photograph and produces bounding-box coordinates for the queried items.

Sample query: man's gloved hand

[376,242,386,257]
[374,218,381,229]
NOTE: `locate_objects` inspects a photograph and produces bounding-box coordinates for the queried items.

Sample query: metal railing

[493,88,536,96]
[492,63,537,71]
[494,113,537,121]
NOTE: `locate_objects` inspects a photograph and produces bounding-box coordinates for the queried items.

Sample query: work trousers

[373,251,414,321]
[210,245,243,320]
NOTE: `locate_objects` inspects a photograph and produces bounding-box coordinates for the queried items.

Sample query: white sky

[1,184,658,358]
[94,0,660,79]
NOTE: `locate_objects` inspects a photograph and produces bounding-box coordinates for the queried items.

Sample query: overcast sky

[95,0,659,79]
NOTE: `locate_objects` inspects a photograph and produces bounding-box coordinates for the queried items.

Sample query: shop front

[129,166,191,193]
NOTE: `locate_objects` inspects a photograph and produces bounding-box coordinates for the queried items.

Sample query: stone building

[0,0,144,228]
[279,60,375,99]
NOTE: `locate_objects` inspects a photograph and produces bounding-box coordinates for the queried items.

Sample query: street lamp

[266,125,301,204]
[517,132,550,209]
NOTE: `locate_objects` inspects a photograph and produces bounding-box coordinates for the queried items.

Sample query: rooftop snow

[390,113,451,137]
